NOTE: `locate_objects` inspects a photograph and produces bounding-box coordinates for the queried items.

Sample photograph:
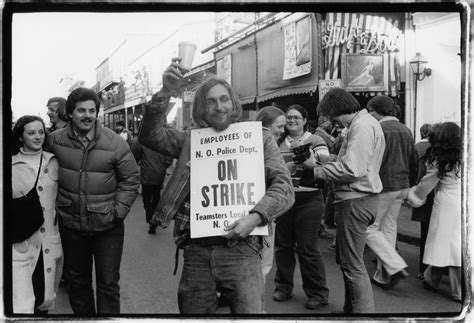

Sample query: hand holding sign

[190,122,268,238]
[223,212,262,240]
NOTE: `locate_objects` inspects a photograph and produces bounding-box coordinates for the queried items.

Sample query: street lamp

[409,52,432,81]
[409,52,432,141]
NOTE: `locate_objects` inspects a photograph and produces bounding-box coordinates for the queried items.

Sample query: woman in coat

[11,115,63,314]
[407,122,462,302]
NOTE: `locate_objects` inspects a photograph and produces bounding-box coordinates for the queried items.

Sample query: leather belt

[190,236,228,247]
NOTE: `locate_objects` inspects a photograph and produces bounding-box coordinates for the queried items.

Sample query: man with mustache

[46,87,139,314]
[138,59,294,314]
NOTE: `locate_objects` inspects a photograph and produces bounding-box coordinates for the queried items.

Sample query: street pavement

[50,195,464,318]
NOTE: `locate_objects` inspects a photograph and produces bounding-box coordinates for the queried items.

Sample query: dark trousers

[141,184,162,223]
[419,220,430,273]
[274,190,329,302]
[59,223,124,315]
[323,184,336,227]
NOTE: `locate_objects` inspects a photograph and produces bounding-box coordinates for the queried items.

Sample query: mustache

[81,118,93,123]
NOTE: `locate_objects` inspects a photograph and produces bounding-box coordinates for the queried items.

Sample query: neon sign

[322,19,402,53]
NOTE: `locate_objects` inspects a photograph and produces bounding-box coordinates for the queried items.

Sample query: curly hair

[66,87,101,120]
[426,122,462,178]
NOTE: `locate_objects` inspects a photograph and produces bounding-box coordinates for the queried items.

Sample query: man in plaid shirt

[138,59,294,314]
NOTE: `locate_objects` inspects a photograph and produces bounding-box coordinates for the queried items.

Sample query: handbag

[9,154,45,243]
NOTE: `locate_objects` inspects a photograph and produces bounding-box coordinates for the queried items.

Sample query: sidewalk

[397,204,420,246]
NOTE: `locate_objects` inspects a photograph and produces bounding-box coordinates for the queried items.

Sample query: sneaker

[273,290,292,302]
[305,298,328,310]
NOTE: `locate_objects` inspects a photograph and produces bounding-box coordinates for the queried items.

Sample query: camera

[291,143,312,164]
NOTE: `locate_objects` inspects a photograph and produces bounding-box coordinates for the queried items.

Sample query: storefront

[213,13,322,120]
[211,11,406,123]
[321,12,405,117]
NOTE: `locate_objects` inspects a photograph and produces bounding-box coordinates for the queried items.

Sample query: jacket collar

[66,119,102,143]
[12,149,55,166]
[379,116,399,123]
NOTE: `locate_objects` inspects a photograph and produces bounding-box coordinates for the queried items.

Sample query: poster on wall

[342,53,386,92]
[190,122,268,238]
[283,15,312,80]
[216,54,232,85]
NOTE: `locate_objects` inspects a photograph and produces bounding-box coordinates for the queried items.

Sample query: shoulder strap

[33,154,43,188]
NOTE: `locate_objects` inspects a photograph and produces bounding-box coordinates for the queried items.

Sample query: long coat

[11,150,63,313]
[408,164,461,267]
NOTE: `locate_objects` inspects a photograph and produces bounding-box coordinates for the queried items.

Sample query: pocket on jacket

[13,240,29,254]
[56,194,72,208]
[49,234,63,260]
[87,201,115,230]
[12,240,33,262]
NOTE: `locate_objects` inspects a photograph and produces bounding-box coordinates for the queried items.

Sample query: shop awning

[214,13,320,106]
[215,38,257,105]
[255,15,319,103]
[124,97,146,108]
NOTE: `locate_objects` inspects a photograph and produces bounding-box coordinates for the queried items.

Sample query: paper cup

[178,41,197,70]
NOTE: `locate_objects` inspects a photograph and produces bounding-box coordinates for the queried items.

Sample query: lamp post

[409,52,432,140]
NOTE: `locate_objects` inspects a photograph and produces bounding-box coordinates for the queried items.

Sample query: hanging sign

[283,15,312,80]
[217,54,232,85]
[319,79,343,101]
[190,121,268,238]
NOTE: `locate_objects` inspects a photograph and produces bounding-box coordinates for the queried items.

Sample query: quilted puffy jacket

[46,121,139,232]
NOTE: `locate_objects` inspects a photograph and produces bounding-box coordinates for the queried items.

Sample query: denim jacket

[378,116,417,192]
[138,93,295,244]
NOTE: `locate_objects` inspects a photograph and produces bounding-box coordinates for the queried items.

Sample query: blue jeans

[59,222,124,315]
[335,195,378,313]
[274,190,329,302]
[178,240,263,314]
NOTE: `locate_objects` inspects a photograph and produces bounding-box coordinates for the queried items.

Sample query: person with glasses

[273,104,331,310]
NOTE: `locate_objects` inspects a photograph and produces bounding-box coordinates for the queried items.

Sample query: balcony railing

[101,87,125,110]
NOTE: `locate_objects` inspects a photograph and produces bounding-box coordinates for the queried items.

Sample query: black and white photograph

[2,1,472,321]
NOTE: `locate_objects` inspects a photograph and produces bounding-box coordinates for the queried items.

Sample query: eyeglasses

[286,115,303,121]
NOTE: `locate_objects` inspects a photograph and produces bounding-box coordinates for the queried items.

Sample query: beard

[208,113,232,131]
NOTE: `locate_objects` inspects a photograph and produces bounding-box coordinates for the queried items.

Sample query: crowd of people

[8,58,463,315]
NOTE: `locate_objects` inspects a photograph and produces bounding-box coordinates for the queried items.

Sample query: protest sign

[190,121,268,238]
